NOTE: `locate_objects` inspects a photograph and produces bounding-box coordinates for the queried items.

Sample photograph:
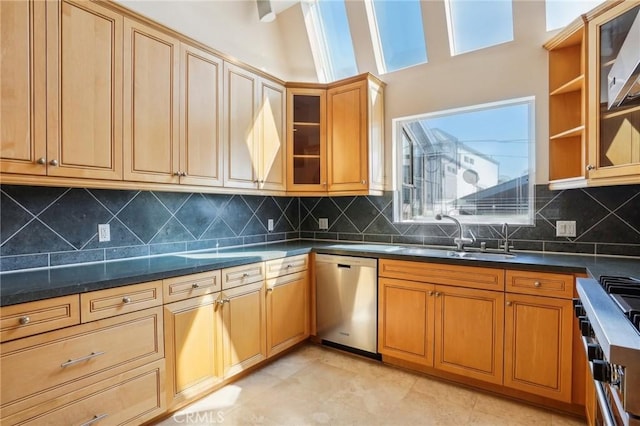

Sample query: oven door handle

[594,379,616,426]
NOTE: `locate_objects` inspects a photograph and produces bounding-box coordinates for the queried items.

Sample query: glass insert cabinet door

[588,2,640,181]
[288,89,327,190]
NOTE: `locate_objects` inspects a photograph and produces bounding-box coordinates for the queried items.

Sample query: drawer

[163,270,222,303]
[379,259,505,291]
[265,254,309,279]
[505,270,574,299]
[0,306,164,415]
[2,360,165,426]
[80,280,163,323]
[0,295,80,343]
[222,262,265,290]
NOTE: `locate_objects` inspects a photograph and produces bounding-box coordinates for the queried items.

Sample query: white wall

[114,0,295,80]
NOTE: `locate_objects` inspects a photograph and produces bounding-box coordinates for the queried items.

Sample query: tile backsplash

[1,184,639,272]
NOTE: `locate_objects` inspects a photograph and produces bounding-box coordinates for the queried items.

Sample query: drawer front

[4,360,165,426]
[222,262,265,290]
[0,307,164,411]
[163,270,222,303]
[265,254,309,279]
[0,295,80,343]
[379,259,505,291]
[505,270,574,299]
[80,281,163,323]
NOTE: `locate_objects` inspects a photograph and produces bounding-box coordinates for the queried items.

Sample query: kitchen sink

[327,244,404,253]
[400,247,516,260]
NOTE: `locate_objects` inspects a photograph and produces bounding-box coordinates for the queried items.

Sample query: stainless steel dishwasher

[315,254,379,357]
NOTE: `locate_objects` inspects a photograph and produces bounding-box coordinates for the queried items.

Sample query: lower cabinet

[164,293,221,410]
[219,279,267,378]
[504,292,574,402]
[266,270,309,357]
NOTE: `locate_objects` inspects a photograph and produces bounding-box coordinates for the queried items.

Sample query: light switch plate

[556,220,576,237]
[267,219,274,231]
[98,224,111,242]
[319,218,329,230]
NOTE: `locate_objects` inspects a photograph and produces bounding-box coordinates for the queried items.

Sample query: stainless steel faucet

[435,214,474,251]
[500,223,514,253]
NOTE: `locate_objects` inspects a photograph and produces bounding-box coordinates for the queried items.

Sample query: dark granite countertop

[1,240,639,306]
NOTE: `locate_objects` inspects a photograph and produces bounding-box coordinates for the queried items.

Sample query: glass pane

[370,0,428,72]
[545,0,604,31]
[317,0,358,80]
[447,0,514,55]
[398,98,534,224]
[293,125,321,156]
[294,157,321,184]
[293,95,320,123]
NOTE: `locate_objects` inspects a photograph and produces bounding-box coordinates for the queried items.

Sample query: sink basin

[400,247,515,261]
[328,244,404,253]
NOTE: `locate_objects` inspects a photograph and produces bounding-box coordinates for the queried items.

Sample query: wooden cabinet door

[434,285,504,385]
[378,278,435,367]
[45,0,122,180]
[123,18,179,184]
[219,281,266,378]
[223,62,258,189]
[164,294,221,409]
[504,293,573,402]
[367,77,385,191]
[258,78,286,191]
[179,43,223,187]
[0,0,46,175]
[327,79,368,192]
[266,271,309,357]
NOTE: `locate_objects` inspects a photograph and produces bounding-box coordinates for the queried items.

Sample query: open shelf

[550,125,585,140]
[549,75,584,96]
[549,136,584,181]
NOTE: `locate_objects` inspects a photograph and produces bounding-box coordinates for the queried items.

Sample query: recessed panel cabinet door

[259,79,286,191]
[46,0,123,179]
[266,271,309,357]
[504,294,573,402]
[180,44,223,187]
[124,18,179,184]
[0,0,46,175]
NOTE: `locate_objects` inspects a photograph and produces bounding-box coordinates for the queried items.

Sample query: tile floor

[156,344,586,426]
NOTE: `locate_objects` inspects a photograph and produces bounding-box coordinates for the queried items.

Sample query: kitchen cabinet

[287,73,385,195]
[164,293,221,410]
[223,63,286,192]
[265,255,310,357]
[123,18,180,184]
[544,1,640,188]
[1,0,123,180]
[504,270,575,403]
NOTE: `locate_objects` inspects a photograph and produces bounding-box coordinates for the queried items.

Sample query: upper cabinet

[223,63,286,192]
[287,74,386,196]
[545,0,640,189]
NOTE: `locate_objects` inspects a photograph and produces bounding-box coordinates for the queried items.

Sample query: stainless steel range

[576,276,640,425]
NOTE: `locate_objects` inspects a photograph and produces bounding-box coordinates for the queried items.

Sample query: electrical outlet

[267,219,274,232]
[319,218,329,230]
[98,224,111,242]
[556,220,576,237]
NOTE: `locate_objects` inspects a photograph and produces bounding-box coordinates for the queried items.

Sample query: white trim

[363,0,387,75]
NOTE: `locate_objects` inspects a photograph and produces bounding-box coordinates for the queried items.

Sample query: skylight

[302,0,358,83]
[545,0,604,31]
[365,0,428,74]
[445,0,514,55]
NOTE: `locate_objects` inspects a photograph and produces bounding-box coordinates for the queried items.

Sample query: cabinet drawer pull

[217,298,230,305]
[61,351,106,368]
[267,287,273,292]
[286,264,293,269]
[19,316,30,325]
[80,413,109,426]
[192,283,200,289]
[122,296,132,304]
[242,273,250,278]
[533,281,541,287]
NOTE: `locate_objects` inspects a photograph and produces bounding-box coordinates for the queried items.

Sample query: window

[546,0,604,31]
[302,0,358,83]
[394,97,535,225]
[445,0,514,55]
[365,0,428,73]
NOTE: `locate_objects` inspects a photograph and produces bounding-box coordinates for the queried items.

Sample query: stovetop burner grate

[599,275,640,333]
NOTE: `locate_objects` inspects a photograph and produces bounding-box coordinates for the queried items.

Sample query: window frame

[392,96,536,226]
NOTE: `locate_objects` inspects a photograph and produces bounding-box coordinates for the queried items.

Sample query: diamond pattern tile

[175,194,217,239]
[117,192,172,244]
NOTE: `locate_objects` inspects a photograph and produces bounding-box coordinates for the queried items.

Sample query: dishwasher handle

[337,264,351,269]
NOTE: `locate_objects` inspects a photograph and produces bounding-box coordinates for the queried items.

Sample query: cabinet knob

[267,287,273,293]
[192,283,200,289]
[586,164,595,171]
[36,157,46,165]
[322,182,327,186]
[242,273,250,278]
[435,292,441,297]
[361,180,366,185]
[181,172,187,177]
[122,296,132,304]
[19,316,30,325]
[506,301,512,306]
[428,291,434,296]
[173,172,181,176]
[49,159,59,167]
[534,281,541,287]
